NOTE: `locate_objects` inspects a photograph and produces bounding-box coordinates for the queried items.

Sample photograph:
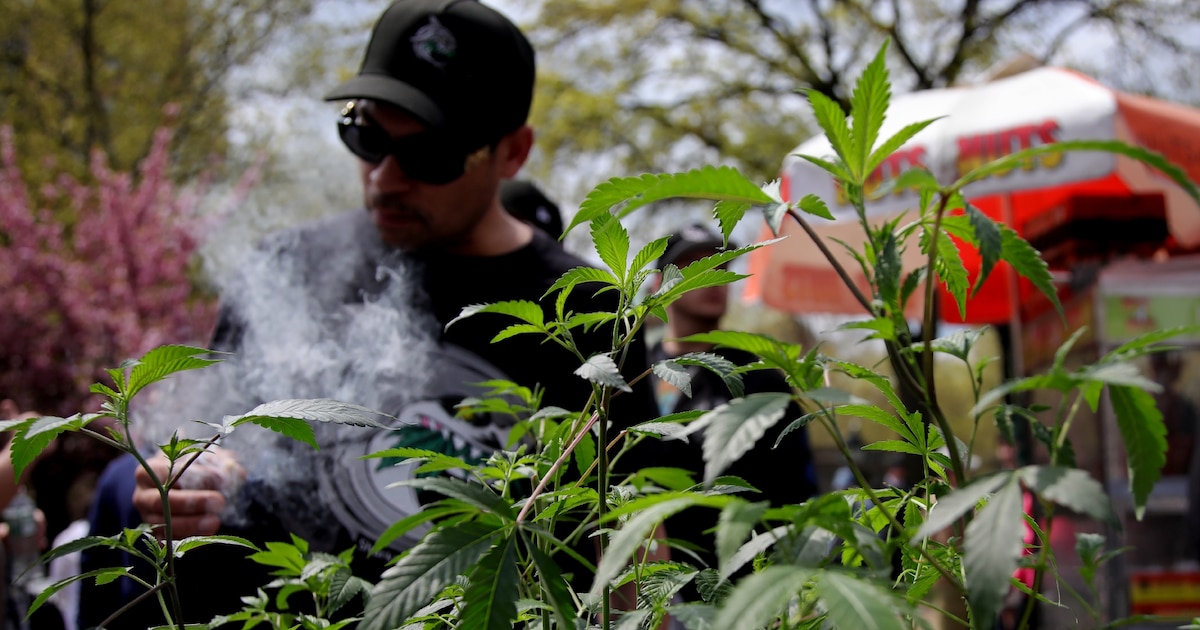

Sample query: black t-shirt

[648,343,819,569]
[79,210,658,629]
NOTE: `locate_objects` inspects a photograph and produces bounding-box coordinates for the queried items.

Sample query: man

[78,1,656,627]
[649,224,819,568]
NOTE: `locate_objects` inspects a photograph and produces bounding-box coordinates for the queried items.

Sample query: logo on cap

[410,16,456,69]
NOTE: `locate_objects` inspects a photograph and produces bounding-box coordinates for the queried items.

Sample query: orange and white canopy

[746,67,1200,324]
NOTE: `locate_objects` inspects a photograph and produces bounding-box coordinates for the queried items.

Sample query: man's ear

[496,125,534,178]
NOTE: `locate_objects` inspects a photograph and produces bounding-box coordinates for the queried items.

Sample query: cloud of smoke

[129,210,438,538]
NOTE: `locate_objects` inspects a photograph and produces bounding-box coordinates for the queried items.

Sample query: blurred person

[648,224,819,568]
[78,1,658,628]
[501,178,562,239]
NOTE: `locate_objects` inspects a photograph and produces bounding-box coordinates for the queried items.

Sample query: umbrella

[745,66,1200,325]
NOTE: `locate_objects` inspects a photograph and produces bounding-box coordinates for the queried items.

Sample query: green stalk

[818,413,964,595]
[1018,500,1056,630]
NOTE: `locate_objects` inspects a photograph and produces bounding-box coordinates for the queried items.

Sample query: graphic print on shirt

[316,343,515,555]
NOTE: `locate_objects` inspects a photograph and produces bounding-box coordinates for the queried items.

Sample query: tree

[518,0,1200,201]
[0,125,219,417]
[0,0,323,183]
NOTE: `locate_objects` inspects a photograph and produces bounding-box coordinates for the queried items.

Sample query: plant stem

[516,411,600,523]
[598,386,612,630]
[1018,500,1056,630]
[818,413,964,595]
[1053,392,1086,464]
[919,193,968,484]
[786,208,874,313]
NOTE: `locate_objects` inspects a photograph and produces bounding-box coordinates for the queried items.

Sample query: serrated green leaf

[28,567,132,618]
[999,224,1063,322]
[11,416,85,480]
[831,361,907,417]
[925,228,969,318]
[716,500,769,575]
[668,602,719,629]
[631,467,697,491]
[361,523,500,630]
[838,317,896,341]
[521,531,578,630]
[1109,385,1167,520]
[814,570,909,630]
[590,496,703,597]
[631,236,671,278]
[591,214,631,284]
[773,412,818,449]
[796,194,834,220]
[490,323,544,343]
[677,330,799,374]
[1080,362,1161,393]
[862,440,924,456]
[912,472,1013,542]
[612,166,776,221]
[544,266,619,302]
[653,360,694,398]
[389,476,515,521]
[1103,325,1200,362]
[574,430,596,478]
[228,398,389,434]
[911,327,985,363]
[446,300,545,331]
[835,404,916,443]
[694,569,732,605]
[712,565,810,629]
[874,230,902,308]
[795,153,855,184]
[669,352,744,399]
[174,534,259,557]
[850,42,890,179]
[965,204,1002,295]
[241,416,318,449]
[328,570,373,616]
[956,140,1200,207]
[700,393,792,483]
[461,534,519,630]
[964,478,1026,627]
[575,353,632,393]
[714,201,751,244]
[809,91,854,179]
[21,413,92,439]
[868,120,942,177]
[629,421,696,443]
[1018,466,1116,524]
[126,344,221,399]
[900,267,927,310]
[724,524,794,579]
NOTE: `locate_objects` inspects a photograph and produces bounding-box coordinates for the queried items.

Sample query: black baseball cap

[324,0,535,150]
[658,224,734,268]
[501,180,563,239]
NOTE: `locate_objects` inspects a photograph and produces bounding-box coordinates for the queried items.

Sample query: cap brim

[324,74,447,128]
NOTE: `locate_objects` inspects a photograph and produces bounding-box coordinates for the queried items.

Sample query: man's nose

[369,155,416,191]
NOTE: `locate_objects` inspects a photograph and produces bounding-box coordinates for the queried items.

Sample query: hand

[132,449,244,539]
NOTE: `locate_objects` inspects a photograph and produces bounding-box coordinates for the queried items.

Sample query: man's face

[355,101,502,251]
[667,248,729,322]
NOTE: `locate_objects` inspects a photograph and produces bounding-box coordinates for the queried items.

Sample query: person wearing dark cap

[649,224,819,572]
[78,1,657,627]
[501,179,564,240]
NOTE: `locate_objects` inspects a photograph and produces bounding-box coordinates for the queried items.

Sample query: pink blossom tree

[0,125,219,417]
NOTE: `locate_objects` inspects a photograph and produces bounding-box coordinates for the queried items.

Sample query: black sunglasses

[336,103,486,185]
